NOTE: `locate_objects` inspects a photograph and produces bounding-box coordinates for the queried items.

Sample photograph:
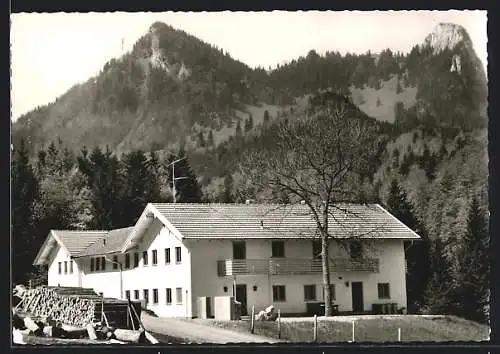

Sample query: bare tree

[239,100,379,316]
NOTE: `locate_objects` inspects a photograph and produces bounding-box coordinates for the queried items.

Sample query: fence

[248,306,404,342]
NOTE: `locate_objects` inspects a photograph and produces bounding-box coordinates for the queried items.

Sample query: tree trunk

[321,204,333,316]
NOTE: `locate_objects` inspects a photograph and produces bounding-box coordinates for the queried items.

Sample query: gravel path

[141,313,281,344]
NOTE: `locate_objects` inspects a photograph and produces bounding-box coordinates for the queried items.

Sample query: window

[176,288,183,304]
[175,247,182,263]
[272,285,286,302]
[101,257,106,270]
[165,248,171,264]
[378,283,390,299]
[304,285,316,301]
[125,290,130,299]
[152,250,158,265]
[96,257,100,271]
[350,240,363,259]
[113,255,118,269]
[70,261,74,274]
[272,241,285,258]
[312,239,322,259]
[134,252,139,268]
[125,253,130,269]
[143,251,149,266]
[153,289,158,304]
[58,262,62,274]
[232,241,246,260]
[90,258,94,272]
[143,289,149,304]
[64,261,68,274]
[134,290,139,300]
[166,288,172,304]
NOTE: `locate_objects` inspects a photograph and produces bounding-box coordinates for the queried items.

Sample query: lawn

[195,315,489,343]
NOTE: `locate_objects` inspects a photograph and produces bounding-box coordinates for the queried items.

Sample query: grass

[350,75,417,122]
[195,315,489,343]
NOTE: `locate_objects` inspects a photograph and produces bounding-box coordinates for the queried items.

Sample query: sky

[10,10,488,121]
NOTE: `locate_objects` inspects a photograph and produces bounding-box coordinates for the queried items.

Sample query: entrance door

[235,284,248,316]
[351,282,364,314]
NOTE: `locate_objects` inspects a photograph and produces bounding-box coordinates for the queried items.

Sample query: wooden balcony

[217,258,379,276]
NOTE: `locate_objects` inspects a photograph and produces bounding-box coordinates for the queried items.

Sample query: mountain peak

[424,22,470,54]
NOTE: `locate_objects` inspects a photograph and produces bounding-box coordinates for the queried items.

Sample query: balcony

[217,258,379,276]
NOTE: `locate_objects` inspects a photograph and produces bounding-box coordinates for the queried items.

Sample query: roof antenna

[166,157,189,204]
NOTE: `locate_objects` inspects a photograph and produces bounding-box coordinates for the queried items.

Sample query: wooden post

[100,294,104,324]
[313,314,318,342]
[126,305,130,329]
[86,323,98,340]
[351,320,355,342]
[102,311,110,328]
[250,306,255,334]
[277,309,281,339]
[398,328,401,342]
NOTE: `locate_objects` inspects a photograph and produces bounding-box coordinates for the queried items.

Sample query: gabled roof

[33,228,135,265]
[33,230,109,265]
[35,203,421,265]
[80,227,135,257]
[146,203,421,240]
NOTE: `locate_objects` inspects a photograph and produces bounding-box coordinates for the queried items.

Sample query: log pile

[17,287,96,327]
[12,286,156,344]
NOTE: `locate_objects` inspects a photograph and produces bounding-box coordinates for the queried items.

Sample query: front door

[235,284,248,316]
[351,282,364,314]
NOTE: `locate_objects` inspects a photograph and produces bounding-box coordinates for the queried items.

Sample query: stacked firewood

[18,287,96,327]
[12,286,158,344]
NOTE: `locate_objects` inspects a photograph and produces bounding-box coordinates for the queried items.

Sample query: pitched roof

[149,203,420,240]
[33,230,109,265]
[80,227,135,256]
[35,203,421,264]
[52,230,109,257]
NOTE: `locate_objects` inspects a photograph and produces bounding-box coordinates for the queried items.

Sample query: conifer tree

[455,197,489,323]
[207,130,214,147]
[263,110,270,124]
[424,238,460,315]
[121,150,155,224]
[396,75,403,94]
[11,139,39,284]
[197,131,205,148]
[386,179,431,313]
[77,145,123,229]
[235,120,242,138]
[220,174,235,203]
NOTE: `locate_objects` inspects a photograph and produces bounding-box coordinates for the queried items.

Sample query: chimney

[300,200,306,205]
[260,220,264,229]
[103,238,106,246]
[245,199,254,205]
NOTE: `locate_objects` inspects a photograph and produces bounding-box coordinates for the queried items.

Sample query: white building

[34,203,420,317]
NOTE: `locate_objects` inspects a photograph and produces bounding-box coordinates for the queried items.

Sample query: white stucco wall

[47,246,81,287]
[189,238,408,315]
[76,219,193,317]
[46,226,407,317]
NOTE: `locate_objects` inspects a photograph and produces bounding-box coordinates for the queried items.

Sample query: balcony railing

[217,258,379,276]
